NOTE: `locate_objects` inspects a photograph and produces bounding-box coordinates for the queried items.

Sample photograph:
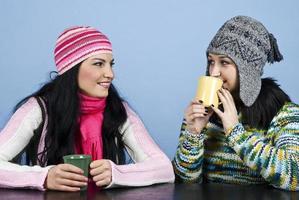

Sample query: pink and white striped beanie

[54,26,113,75]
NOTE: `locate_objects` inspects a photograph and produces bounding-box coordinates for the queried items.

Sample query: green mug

[63,154,92,191]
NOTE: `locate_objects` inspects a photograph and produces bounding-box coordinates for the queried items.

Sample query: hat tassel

[267,33,283,63]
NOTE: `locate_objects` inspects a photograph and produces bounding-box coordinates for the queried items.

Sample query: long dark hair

[240,77,291,130]
[12,63,127,166]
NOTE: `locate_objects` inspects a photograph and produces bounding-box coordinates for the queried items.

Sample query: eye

[221,60,230,65]
[208,60,214,66]
[111,61,115,67]
[94,62,104,67]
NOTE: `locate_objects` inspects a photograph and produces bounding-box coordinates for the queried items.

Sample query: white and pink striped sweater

[0,98,174,190]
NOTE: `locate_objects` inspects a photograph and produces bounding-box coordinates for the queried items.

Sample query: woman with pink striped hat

[0,26,174,191]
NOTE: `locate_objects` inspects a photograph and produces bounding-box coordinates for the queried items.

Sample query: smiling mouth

[98,82,111,88]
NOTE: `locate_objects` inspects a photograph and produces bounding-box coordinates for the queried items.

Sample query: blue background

[0,0,298,158]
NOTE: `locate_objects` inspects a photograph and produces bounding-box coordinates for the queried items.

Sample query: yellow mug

[195,76,223,108]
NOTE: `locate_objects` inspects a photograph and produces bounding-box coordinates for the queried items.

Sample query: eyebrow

[91,58,115,63]
[208,54,229,59]
[91,58,106,62]
[218,55,230,59]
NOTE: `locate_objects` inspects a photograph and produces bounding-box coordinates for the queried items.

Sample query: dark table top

[0,183,297,200]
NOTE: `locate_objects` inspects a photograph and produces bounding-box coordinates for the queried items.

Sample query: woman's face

[78,53,114,98]
[208,53,238,92]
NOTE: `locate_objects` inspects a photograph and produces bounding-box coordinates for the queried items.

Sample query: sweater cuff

[184,129,204,140]
[40,165,55,191]
[181,129,204,149]
[226,123,246,147]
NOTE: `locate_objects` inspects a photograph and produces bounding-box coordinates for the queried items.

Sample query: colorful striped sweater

[173,102,299,191]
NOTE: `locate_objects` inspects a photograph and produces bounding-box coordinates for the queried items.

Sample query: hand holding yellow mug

[195,76,223,108]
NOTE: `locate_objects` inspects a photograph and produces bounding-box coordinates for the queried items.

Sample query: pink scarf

[75,93,106,161]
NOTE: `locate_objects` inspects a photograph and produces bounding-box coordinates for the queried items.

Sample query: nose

[209,64,221,78]
[103,65,114,79]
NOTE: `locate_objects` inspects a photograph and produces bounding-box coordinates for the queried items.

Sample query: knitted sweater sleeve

[0,98,51,190]
[227,103,299,191]
[105,104,175,188]
[172,120,205,183]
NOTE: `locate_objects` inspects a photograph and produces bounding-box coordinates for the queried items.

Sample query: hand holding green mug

[63,154,92,191]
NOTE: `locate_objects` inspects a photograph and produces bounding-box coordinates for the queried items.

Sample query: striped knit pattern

[54,26,112,75]
[173,102,299,191]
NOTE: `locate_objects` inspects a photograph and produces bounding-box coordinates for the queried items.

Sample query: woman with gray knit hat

[173,15,299,191]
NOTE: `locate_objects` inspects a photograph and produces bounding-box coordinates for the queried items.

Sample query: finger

[192,107,208,114]
[217,90,229,111]
[192,98,205,104]
[90,160,107,169]
[92,171,111,182]
[185,105,206,120]
[185,101,204,115]
[56,185,81,192]
[223,88,234,102]
[220,88,232,104]
[59,171,88,182]
[60,164,84,174]
[90,166,105,176]
[57,178,88,187]
[95,178,111,187]
[211,104,223,119]
[90,163,110,176]
[187,100,201,110]
[191,99,200,104]
[206,109,214,117]
[186,105,199,116]
[189,113,207,120]
[220,88,231,102]
[220,89,236,112]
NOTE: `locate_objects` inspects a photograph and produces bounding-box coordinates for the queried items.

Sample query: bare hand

[211,88,239,135]
[46,164,88,191]
[90,159,112,187]
[184,99,213,134]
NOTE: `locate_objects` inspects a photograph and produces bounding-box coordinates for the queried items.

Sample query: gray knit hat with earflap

[207,15,283,107]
